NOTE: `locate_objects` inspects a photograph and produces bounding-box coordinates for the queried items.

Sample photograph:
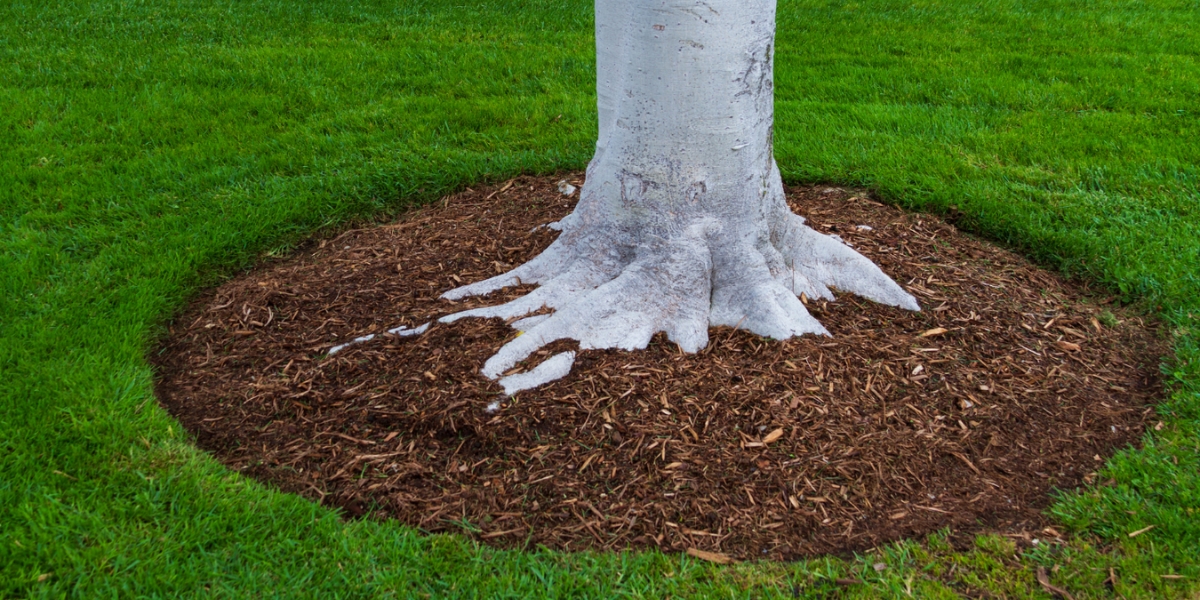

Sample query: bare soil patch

[153,174,1164,561]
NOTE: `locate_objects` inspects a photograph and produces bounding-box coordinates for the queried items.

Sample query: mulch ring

[153,174,1165,562]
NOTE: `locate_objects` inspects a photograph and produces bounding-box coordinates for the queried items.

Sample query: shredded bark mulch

[153,174,1165,561]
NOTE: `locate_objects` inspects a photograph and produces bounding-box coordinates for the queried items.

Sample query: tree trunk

[442,0,918,393]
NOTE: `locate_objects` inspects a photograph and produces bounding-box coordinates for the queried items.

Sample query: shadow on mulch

[153,174,1166,562]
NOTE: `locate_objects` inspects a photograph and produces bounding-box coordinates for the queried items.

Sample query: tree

[441,0,918,393]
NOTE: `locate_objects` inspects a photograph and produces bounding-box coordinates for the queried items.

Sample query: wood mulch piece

[153,174,1166,561]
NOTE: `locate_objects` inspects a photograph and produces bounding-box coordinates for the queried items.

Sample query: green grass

[2,0,1197,596]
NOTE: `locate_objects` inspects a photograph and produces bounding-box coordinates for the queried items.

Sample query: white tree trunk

[442,0,918,393]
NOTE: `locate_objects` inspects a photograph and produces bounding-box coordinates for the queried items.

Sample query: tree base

[442,197,919,393]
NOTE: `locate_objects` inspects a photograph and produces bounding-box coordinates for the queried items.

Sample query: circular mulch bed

[153,174,1165,561]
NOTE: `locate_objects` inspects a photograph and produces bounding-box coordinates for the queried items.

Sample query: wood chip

[481,527,525,539]
[1036,566,1076,600]
[686,548,733,564]
[1128,525,1156,538]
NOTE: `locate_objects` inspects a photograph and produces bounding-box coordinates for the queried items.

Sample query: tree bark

[442,0,918,393]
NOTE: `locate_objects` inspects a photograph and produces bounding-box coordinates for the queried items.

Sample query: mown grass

[1,0,1197,596]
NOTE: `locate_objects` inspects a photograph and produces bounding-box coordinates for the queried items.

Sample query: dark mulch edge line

[153,174,1166,561]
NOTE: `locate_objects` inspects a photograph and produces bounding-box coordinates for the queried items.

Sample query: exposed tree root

[441,205,919,394]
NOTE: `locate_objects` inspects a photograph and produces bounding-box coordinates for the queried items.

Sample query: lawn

[1,0,1197,596]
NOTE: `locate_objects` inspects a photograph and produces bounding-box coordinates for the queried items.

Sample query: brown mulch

[153,174,1165,561]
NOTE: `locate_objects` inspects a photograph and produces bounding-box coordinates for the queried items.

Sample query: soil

[153,174,1165,561]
